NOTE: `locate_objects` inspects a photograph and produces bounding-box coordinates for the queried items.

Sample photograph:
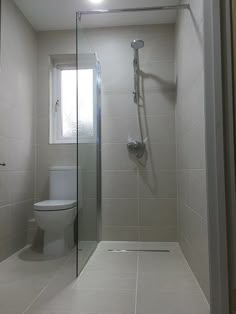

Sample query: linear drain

[108,249,170,253]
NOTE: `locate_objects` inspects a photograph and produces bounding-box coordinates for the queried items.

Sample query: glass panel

[76,9,210,314]
[76,20,100,275]
[229,2,236,312]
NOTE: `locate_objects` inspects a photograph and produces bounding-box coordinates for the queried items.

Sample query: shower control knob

[0,162,6,166]
[127,140,146,159]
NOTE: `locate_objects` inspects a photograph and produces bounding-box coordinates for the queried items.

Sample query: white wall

[83,25,177,241]
[36,25,177,243]
[0,0,37,261]
[175,0,209,300]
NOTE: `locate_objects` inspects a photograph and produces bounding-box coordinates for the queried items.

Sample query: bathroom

[0,0,235,313]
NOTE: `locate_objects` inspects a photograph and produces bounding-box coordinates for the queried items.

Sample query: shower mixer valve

[127,140,146,159]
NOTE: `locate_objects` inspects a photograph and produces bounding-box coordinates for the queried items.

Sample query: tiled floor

[0,242,210,314]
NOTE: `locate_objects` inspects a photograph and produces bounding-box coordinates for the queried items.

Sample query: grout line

[183,200,206,220]
[102,170,177,173]
[102,114,175,118]
[22,251,73,314]
[0,244,30,267]
[178,242,210,307]
[22,284,48,314]
[102,197,177,200]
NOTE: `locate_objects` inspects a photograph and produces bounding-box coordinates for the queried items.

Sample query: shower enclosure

[76,25,101,275]
[75,0,209,277]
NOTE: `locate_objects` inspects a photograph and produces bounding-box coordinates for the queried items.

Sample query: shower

[131,39,144,104]
[127,39,146,159]
[131,39,144,49]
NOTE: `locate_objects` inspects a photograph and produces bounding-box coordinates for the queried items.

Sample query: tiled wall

[175,0,209,299]
[36,25,177,243]
[83,25,177,241]
[0,0,37,261]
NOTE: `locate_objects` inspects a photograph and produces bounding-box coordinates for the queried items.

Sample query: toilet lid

[34,200,77,211]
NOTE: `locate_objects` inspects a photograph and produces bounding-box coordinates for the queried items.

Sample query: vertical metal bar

[96,60,102,242]
[204,0,230,313]
[75,12,79,278]
[220,0,236,312]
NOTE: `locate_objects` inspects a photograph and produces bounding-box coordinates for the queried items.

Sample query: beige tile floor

[0,242,210,314]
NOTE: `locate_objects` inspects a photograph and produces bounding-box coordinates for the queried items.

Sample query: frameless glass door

[76,15,101,275]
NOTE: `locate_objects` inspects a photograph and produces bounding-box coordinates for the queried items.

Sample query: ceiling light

[89,0,104,3]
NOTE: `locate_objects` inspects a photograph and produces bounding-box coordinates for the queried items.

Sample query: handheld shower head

[131,39,144,50]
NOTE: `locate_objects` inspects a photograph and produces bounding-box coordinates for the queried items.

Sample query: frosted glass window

[77,69,94,137]
[61,69,77,137]
[61,69,94,139]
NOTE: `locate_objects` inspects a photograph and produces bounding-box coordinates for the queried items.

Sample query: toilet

[34,166,81,256]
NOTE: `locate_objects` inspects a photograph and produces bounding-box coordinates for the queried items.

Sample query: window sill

[50,138,96,145]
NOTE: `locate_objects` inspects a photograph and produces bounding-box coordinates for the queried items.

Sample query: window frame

[50,54,97,144]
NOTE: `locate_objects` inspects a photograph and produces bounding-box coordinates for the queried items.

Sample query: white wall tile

[102,198,138,226]
[0,206,12,241]
[102,226,139,242]
[140,61,176,92]
[138,143,176,171]
[139,199,177,227]
[187,170,207,217]
[102,171,138,199]
[102,91,136,117]
[102,116,139,144]
[139,171,176,199]
[175,0,209,299]
[0,0,37,261]
[82,171,97,199]
[102,143,137,171]
[142,115,175,144]
[140,91,176,116]
[139,226,177,242]
[0,172,11,207]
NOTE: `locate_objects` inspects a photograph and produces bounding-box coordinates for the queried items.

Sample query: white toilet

[34,166,80,256]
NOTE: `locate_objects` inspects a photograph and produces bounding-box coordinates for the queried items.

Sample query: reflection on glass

[76,25,100,276]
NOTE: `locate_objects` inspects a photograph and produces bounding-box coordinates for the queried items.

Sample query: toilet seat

[34,200,77,211]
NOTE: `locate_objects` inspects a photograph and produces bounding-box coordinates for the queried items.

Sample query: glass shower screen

[76,16,101,275]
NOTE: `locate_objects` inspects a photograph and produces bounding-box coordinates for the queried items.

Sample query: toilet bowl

[34,166,81,256]
[34,200,77,256]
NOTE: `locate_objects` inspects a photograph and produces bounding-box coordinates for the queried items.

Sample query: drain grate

[108,249,170,253]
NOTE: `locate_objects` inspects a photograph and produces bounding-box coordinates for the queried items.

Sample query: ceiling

[14,0,181,31]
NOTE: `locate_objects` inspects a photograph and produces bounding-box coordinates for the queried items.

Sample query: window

[50,54,97,144]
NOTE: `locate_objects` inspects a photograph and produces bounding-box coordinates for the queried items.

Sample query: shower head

[131,39,144,50]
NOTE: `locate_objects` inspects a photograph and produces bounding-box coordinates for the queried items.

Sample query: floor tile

[85,251,138,274]
[74,270,136,291]
[138,271,200,293]
[25,289,136,314]
[97,241,140,251]
[136,291,209,314]
[0,241,209,314]
[138,251,190,274]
